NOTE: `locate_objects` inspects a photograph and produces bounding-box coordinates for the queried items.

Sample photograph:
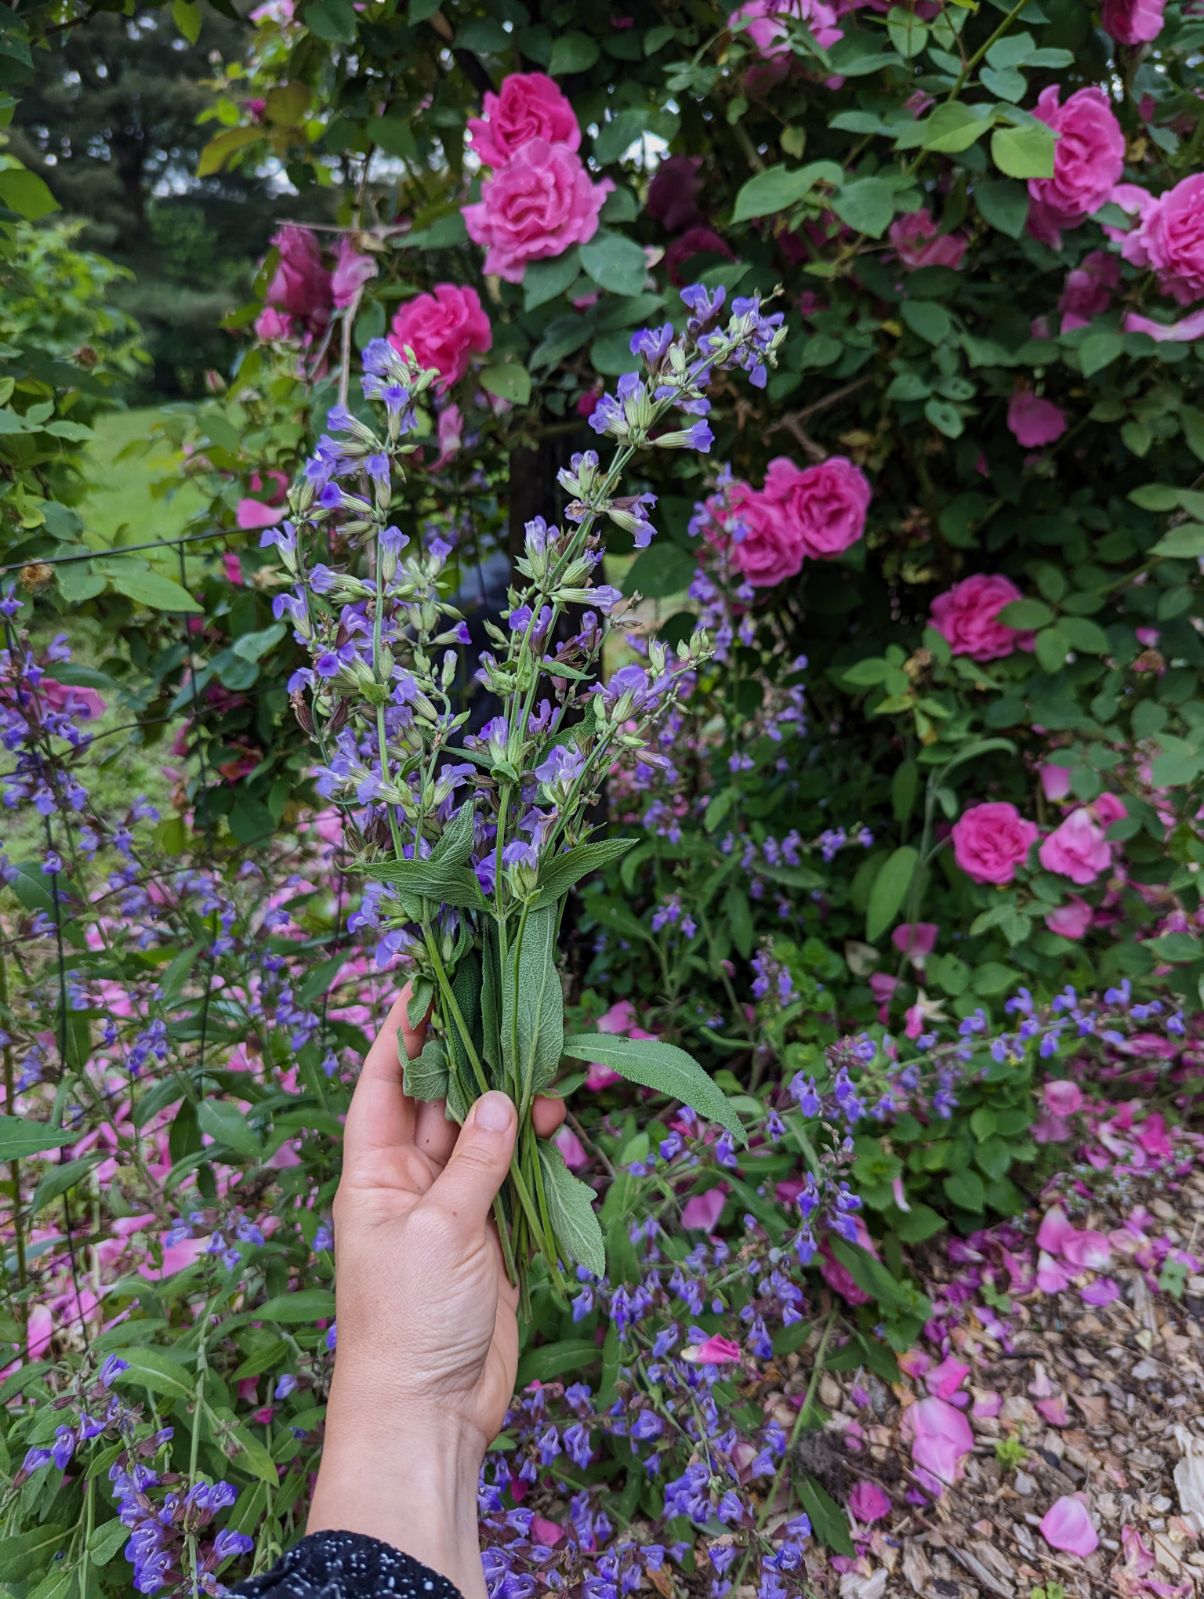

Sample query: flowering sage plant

[270,285,784,1308]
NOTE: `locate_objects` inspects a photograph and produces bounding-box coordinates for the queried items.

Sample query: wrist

[309,1379,487,1599]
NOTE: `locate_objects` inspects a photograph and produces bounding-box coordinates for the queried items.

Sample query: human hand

[307,988,565,1598]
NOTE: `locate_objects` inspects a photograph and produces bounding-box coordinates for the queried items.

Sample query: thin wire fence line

[0,525,251,577]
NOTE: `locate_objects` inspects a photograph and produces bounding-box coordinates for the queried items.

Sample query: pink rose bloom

[463,140,611,283]
[467,73,580,168]
[1139,174,1204,305]
[1093,791,1127,828]
[266,225,330,321]
[729,0,843,55]
[930,573,1034,661]
[1027,86,1125,247]
[764,455,872,559]
[1039,762,1072,802]
[718,481,804,587]
[1101,0,1165,45]
[1045,895,1094,940]
[664,225,735,285]
[222,553,244,586]
[1044,1079,1084,1117]
[848,1480,891,1524]
[892,922,938,960]
[647,155,705,234]
[952,801,1039,885]
[681,1187,727,1230]
[1039,808,1113,884]
[254,305,293,342]
[1039,1495,1099,1557]
[388,284,492,391]
[1059,249,1120,330]
[1008,389,1067,447]
[889,207,967,270]
[331,239,377,309]
[904,1397,974,1486]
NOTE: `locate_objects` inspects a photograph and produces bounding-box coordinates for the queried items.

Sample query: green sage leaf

[865,845,918,942]
[480,924,502,1076]
[431,801,476,868]
[447,951,483,1091]
[531,838,637,908]
[503,907,565,1095]
[0,1114,72,1160]
[359,856,482,908]
[402,1038,449,1103]
[537,1142,605,1278]
[407,976,435,1032]
[561,1033,747,1145]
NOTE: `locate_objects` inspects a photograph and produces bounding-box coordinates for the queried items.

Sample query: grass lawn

[79,405,205,546]
[7,406,200,866]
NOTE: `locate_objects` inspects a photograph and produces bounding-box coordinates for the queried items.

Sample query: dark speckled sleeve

[229,1531,466,1599]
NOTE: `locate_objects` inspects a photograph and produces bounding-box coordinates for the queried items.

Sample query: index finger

[343,985,426,1166]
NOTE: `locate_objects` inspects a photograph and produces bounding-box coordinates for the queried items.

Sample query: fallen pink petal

[1039,1494,1100,1557]
[904,1397,975,1486]
[847,1480,892,1524]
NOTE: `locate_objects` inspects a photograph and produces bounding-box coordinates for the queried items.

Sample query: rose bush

[2,0,1203,1594]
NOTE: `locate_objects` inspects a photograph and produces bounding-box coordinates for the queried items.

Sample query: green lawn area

[79,404,205,545]
[7,406,199,866]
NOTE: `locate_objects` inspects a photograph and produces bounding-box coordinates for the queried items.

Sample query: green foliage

[1,0,1202,1584]
[8,6,299,395]
[0,220,146,562]
[562,1033,748,1146]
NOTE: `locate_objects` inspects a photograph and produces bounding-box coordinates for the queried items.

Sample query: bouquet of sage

[272,284,784,1308]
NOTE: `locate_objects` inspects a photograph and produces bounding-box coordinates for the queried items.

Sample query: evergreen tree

[10,6,310,394]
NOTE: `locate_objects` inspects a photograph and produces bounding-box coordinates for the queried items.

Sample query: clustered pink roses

[1038,807,1116,885]
[929,573,1034,662]
[255,228,377,344]
[951,802,1039,886]
[1121,173,1204,306]
[387,284,492,392]
[952,787,1127,942]
[705,455,872,587]
[1007,390,1067,450]
[888,207,967,271]
[728,0,843,57]
[1027,85,1125,247]
[1101,0,1165,46]
[463,73,610,283]
[466,70,580,167]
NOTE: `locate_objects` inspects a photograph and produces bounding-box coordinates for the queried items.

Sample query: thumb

[428,1091,517,1232]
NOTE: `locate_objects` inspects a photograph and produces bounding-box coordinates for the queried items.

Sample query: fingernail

[475,1092,514,1133]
